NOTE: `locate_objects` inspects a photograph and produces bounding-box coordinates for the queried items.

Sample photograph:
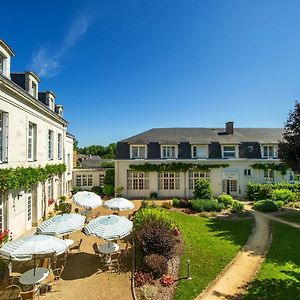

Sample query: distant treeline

[77,143,117,159]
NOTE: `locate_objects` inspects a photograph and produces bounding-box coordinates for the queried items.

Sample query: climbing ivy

[0,164,66,192]
[129,162,229,173]
[250,163,289,175]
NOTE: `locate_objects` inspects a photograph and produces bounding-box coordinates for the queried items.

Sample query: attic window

[31,82,37,98]
[0,56,4,74]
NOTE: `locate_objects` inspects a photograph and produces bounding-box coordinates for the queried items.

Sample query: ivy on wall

[0,164,66,192]
[129,162,229,173]
[250,163,288,175]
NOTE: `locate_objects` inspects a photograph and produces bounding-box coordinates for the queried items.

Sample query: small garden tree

[278,102,300,172]
[194,179,212,199]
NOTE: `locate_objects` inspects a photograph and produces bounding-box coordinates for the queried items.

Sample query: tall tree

[278,102,300,172]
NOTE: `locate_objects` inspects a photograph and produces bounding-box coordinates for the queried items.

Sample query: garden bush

[217,194,234,207]
[274,200,285,209]
[150,192,158,199]
[194,179,212,199]
[258,185,273,201]
[161,202,172,209]
[136,221,176,258]
[102,184,114,196]
[134,271,153,287]
[190,199,224,212]
[72,186,81,195]
[231,200,244,213]
[172,198,180,207]
[91,186,103,195]
[134,207,174,231]
[144,254,168,278]
[271,189,298,203]
[253,200,278,212]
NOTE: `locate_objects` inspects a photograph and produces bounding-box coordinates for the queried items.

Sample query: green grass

[244,222,300,300]
[167,211,254,300]
[277,212,300,224]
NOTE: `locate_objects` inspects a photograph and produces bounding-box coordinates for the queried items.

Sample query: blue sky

[2,0,300,146]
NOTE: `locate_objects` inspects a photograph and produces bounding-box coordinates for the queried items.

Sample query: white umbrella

[104,198,135,211]
[84,215,133,241]
[73,191,102,212]
[36,213,86,237]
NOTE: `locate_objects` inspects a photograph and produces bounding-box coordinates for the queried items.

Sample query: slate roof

[120,128,284,144]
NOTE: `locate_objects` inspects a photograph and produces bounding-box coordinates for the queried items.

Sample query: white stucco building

[0,40,74,238]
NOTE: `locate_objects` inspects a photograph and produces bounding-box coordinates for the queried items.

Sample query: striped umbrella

[84,215,133,241]
[73,191,102,210]
[36,214,86,237]
[104,198,135,211]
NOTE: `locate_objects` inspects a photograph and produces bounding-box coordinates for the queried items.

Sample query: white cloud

[31,12,90,78]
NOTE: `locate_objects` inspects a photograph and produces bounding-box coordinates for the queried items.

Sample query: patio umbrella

[104,198,135,211]
[73,191,102,213]
[36,213,86,237]
[0,235,68,275]
[84,215,133,241]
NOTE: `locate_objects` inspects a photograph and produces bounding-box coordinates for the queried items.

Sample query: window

[57,134,62,160]
[28,122,37,161]
[87,175,93,186]
[0,56,3,74]
[48,178,53,199]
[27,194,32,221]
[48,130,54,160]
[158,172,180,190]
[189,171,210,189]
[31,82,37,98]
[223,146,236,158]
[192,145,208,158]
[127,171,149,190]
[67,154,71,174]
[263,145,276,158]
[131,145,146,159]
[230,180,238,192]
[0,111,8,163]
[0,194,3,232]
[82,175,87,186]
[264,169,274,181]
[161,145,176,159]
[244,169,252,176]
[99,174,105,187]
[76,175,81,186]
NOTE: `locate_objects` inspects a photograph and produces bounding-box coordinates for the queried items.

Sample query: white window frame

[0,111,8,163]
[264,169,275,181]
[130,145,147,159]
[57,133,62,160]
[262,145,277,158]
[76,175,82,186]
[158,172,180,190]
[189,170,210,189]
[48,130,54,160]
[82,175,87,186]
[87,175,93,186]
[28,122,37,161]
[48,178,54,199]
[222,145,238,159]
[31,81,37,98]
[161,145,177,159]
[0,194,3,232]
[67,154,71,174]
[127,171,149,190]
[191,145,208,159]
[99,174,105,187]
[244,169,252,176]
[0,56,4,75]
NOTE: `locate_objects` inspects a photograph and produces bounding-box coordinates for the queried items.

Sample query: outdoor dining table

[98,242,119,254]
[19,267,49,286]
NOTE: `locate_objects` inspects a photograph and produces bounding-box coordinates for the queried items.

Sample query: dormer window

[31,82,37,98]
[130,145,146,159]
[262,145,277,158]
[161,145,177,159]
[0,56,4,74]
[192,145,208,159]
[222,145,238,159]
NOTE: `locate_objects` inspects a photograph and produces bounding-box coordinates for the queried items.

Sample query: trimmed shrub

[190,199,224,212]
[172,198,180,208]
[161,202,172,209]
[134,207,174,231]
[91,186,102,195]
[275,200,285,209]
[217,194,234,207]
[134,271,153,287]
[194,179,212,199]
[150,192,158,199]
[258,185,273,201]
[231,200,244,213]
[102,184,114,196]
[144,254,168,278]
[136,221,176,258]
[271,189,298,203]
[253,200,278,212]
[104,169,115,185]
[72,187,81,195]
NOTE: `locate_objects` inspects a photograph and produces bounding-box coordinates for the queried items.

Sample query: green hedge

[253,200,278,212]
[190,199,224,212]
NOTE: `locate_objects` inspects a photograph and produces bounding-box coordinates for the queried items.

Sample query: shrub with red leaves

[0,230,11,245]
[160,274,174,287]
[134,271,153,287]
[48,198,55,206]
[144,254,168,279]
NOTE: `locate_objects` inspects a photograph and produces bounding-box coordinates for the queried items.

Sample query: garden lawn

[244,222,300,300]
[168,211,253,300]
[277,211,300,224]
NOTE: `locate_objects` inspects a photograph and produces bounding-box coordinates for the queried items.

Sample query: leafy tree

[104,169,115,185]
[73,139,79,151]
[278,102,300,172]
[77,143,117,158]
[193,179,212,199]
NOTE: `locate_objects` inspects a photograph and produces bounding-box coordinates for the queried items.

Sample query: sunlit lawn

[167,211,254,300]
[244,222,300,300]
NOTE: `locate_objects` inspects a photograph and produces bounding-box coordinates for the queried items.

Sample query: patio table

[19,267,49,285]
[98,243,119,254]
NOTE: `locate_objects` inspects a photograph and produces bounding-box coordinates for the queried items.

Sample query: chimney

[225,122,234,134]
